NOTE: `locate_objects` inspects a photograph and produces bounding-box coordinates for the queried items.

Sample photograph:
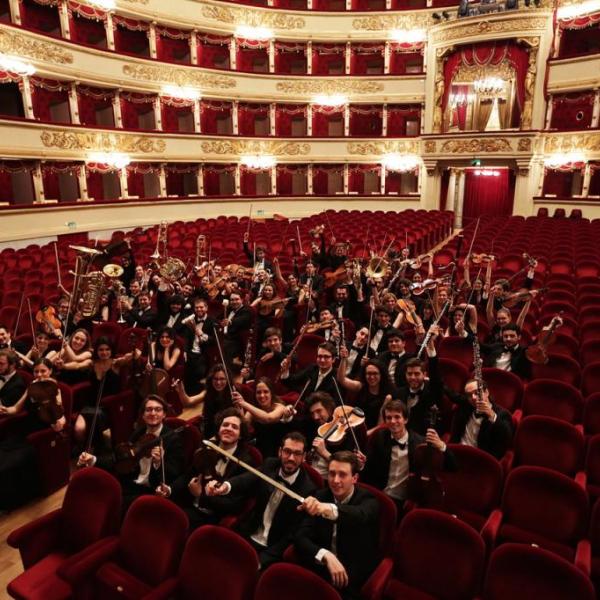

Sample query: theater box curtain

[68,1,107,47]
[156,27,191,63]
[463,168,514,220]
[197,34,231,69]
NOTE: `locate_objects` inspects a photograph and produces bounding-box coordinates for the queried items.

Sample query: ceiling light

[87,152,131,169]
[234,25,273,40]
[161,85,201,101]
[88,0,116,8]
[389,29,427,43]
[544,152,586,168]
[557,0,600,20]
[474,169,501,177]
[240,155,276,169]
[312,94,348,107]
[0,55,35,76]
[473,77,505,95]
[382,154,420,172]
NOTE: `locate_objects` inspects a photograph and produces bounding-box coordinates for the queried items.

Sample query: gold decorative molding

[0,28,73,65]
[352,14,429,31]
[123,65,236,90]
[517,138,532,152]
[201,6,305,30]
[545,132,600,153]
[200,140,310,156]
[431,17,547,44]
[40,131,166,153]
[520,38,540,130]
[122,0,149,3]
[276,80,383,95]
[423,140,437,154]
[347,141,418,155]
[439,138,513,153]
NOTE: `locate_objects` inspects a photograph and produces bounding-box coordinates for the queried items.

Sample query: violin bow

[291,378,311,411]
[365,296,375,359]
[83,371,107,456]
[246,203,253,237]
[212,323,235,397]
[160,438,166,489]
[332,378,362,454]
[464,217,480,263]
[54,241,62,289]
[13,291,25,338]
[27,298,36,343]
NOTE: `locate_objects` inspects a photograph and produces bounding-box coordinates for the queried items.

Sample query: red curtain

[542,167,583,197]
[313,164,343,195]
[348,164,379,193]
[41,162,80,200]
[389,46,424,75]
[350,43,384,75]
[197,34,231,68]
[312,44,346,75]
[20,0,60,35]
[274,42,306,74]
[30,77,71,122]
[275,104,306,136]
[77,85,114,126]
[237,103,269,136]
[276,165,306,195]
[120,92,155,130]
[590,163,600,197]
[113,16,150,56]
[67,1,106,46]
[463,168,514,220]
[349,105,382,136]
[85,163,120,201]
[0,161,33,202]
[203,164,235,196]
[559,14,600,58]
[156,27,190,63]
[550,92,595,130]
[160,96,195,132]
[312,105,344,136]
[200,100,232,134]
[165,164,197,196]
[447,84,470,130]
[236,38,269,72]
[351,0,385,9]
[387,105,420,136]
[390,0,426,7]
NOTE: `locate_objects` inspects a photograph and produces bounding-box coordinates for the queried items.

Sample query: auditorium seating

[255,564,341,600]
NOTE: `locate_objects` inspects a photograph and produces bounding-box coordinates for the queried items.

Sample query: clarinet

[472,335,485,417]
[416,300,451,359]
[242,328,254,379]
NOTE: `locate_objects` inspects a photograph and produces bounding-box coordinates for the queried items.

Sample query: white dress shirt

[384,432,410,501]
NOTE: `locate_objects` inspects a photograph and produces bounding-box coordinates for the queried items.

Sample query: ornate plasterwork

[0,28,73,65]
[424,140,437,154]
[439,138,513,153]
[201,6,305,30]
[431,17,547,44]
[352,14,429,31]
[123,65,236,90]
[40,131,166,153]
[517,138,532,152]
[545,132,600,153]
[347,141,418,155]
[200,140,310,156]
[276,80,383,95]
[122,0,149,4]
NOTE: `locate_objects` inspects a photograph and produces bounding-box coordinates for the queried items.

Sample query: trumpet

[151,221,168,260]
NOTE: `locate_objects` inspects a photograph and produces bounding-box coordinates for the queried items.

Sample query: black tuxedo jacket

[125,307,157,330]
[294,486,380,588]
[183,316,217,354]
[378,350,415,389]
[229,457,317,553]
[482,342,532,380]
[0,372,27,407]
[225,306,253,340]
[283,365,337,398]
[299,273,324,295]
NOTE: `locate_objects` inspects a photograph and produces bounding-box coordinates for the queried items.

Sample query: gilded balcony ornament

[352,14,429,31]
[545,132,600,154]
[276,80,383,95]
[440,138,513,153]
[0,28,73,65]
[200,140,310,156]
[423,141,437,154]
[347,141,418,155]
[40,131,166,153]
[517,138,532,152]
[123,64,236,90]
[201,6,305,30]
[431,17,547,44]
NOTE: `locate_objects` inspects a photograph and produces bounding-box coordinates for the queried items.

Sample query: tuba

[366,256,389,280]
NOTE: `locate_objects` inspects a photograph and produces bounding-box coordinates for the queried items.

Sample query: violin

[316,405,365,445]
[36,305,62,336]
[397,298,419,327]
[410,278,446,296]
[526,314,563,365]
[502,287,547,309]
[257,297,293,316]
[304,319,337,334]
[323,266,348,289]
[28,379,64,425]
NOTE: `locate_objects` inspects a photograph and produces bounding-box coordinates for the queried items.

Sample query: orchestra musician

[222,292,253,364]
[0,350,27,408]
[46,328,93,385]
[377,328,415,389]
[123,291,157,329]
[0,325,27,356]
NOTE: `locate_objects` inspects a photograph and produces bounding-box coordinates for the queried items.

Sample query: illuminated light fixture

[474,169,501,177]
[557,0,600,20]
[88,0,116,9]
[389,29,427,43]
[87,152,131,169]
[161,85,201,101]
[473,77,505,96]
[0,54,35,76]
[544,152,586,168]
[449,92,476,106]
[234,25,273,40]
[382,154,420,172]
[311,94,348,107]
[240,155,277,169]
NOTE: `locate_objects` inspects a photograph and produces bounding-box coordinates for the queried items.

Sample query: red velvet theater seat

[481,466,590,569]
[58,496,189,600]
[7,468,121,600]
[363,509,486,600]
[482,543,595,600]
[142,526,258,600]
[517,379,584,425]
[255,563,342,600]
[482,368,523,413]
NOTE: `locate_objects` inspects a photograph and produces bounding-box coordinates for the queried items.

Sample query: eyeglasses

[281,448,304,457]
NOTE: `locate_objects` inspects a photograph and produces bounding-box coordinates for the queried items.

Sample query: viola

[304,319,337,334]
[316,405,365,445]
[28,379,64,425]
[526,313,563,365]
[396,298,419,327]
[36,305,62,336]
[323,266,348,289]
[502,287,547,309]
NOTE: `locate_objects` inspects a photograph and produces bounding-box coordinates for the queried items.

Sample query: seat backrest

[357,482,397,556]
[584,393,600,435]
[582,362,600,398]
[522,379,583,423]
[482,368,523,412]
[530,354,581,387]
[255,563,342,600]
[120,496,189,586]
[178,526,258,600]
[165,417,201,466]
[482,543,595,600]
[393,509,486,600]
[60,467,122,553]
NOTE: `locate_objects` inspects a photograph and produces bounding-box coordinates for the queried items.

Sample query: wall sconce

[382,154,420,172]
[161,85,201,101]
[544,152,586,168]
[234,25,273,40]
[389,29,427,43]
[0,54,36,76]
[240,155,277,169]
[311,94,348,106]
[87,152,131,169]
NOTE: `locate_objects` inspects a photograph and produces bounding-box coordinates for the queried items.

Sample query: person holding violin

[23,331,52,366]
[0,350,27,408]
[0,324,27,356]
[0,358,66,512]
[329,284,363,330]
[309,308,341,346]
[444,303,478,338]
[298,261,324,298]
[77,394,184,512]
[359,400,455,516]
[232,378,295,458]
[487,291,537,344]
[251,283,286,349]
[47,328,93,385]
[243,232,273,273]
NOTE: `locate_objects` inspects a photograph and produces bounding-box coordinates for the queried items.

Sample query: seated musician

[77,394,184,512]
[0,350,27,407]
[0,324,27,356]
[482,323,534,379]
[243,232,273,273]
[155,293,189,337]
[251,283,285,348]
[340,327,369,379]
[222,292,253,364]
[124,291,157,329]
[23,331,52,365]
[171,408,257,529]
[299,260,324,297]
[147,326,181,373]
[378,328,415,389]
[368,306,393,355]
[312,308,341,345]
[257,327,288,364]
[206,431,318,569]
[359,400,455,513]
[449,379,513,460]
[47,328,93,385]
[329,284,362,326]
[444,303,478,337]
[295,451,380,600]
[0,358,66,512]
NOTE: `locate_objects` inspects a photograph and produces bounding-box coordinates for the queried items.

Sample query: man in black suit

[182,298,216,394]
[222,291,253,364]
[340,326,369,379]
[378,328,415,389]
[299,261,324,297]
[243,232,273,274]
[450,379,513,460]
[329,284,362,328]
[124,291,157,329]
[368,306,393,356]
[0,350,27,408]
[295,451,380,600]
[280,341,338,398]
[0,325,28,357]
[155,293,190,337]
[206,431,317,568]
[482,323,533,380]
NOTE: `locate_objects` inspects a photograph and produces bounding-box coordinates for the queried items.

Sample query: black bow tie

[196,318,205,323]
[503,346,515,353]
[408,391,419,399]
[390,353,400,359]
[392,439,407,450]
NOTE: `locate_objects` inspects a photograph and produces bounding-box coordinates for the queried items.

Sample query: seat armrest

[481,509,503,549]
[500,450,514,477]
[575,539,591,576]
[141,578,179,600]
[511,409,522,428]
[7,509,62,569]
[575,471,587,491]
[57,537,119,586]
[360,557,393,600]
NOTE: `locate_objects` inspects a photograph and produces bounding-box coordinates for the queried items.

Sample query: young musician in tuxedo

[182,298,216,394]
[280,341,338,398]
[378,328,415,389]
[155,293,190,337]
[340,326,369,379]
[482,323,533,380]
[0,326,27,357]
[222,292,253,364]
[0,350,27,407]
[124,291,157,329]
[295,451,380,600]
[243,232,273,273]
[206,431,318,569]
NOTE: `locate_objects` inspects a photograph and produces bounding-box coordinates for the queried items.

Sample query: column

[158,164,167,196]
[592,89,600,128]
[193,99,201,133]
[345,42,351,75]
[234,165,241,195]
[513,162,537,216]
[545,95,554,129]
[230,38,237,71]
[8,0,21,25]
[382,104,388,136]
[307,104,313,136]
[105,13,115,51]
[153,97,163,131]
[268,40,275,74]
[343,164,349,194]
[232,101,239,135]
[20,76,35,119]
[58,0,70,39]
[269,103,276,136]
[582,163,593,197]
[270,166,276,195]
[32,163,45,203]
[68,82,80,125]
[190,31,198,65]
[307,41,312,75]
[307,0,313,8]
[119,168,129,198]
[420,103,425,134]
[77,165,90,201]
[344,105,350,137]
[197,165,204,196]
[447,168,458,227]
[385,0,391,8]
[346,0,352,9]
[148,23,158,59]
[307,164,314,194]
[113,90,123,128]
[380,164,386,194]
[422,44,427,72]
[553,27,563,58]
[454,169,466,228]
[384,42,390,75]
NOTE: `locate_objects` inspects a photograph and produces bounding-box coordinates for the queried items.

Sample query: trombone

[151,221,168,260]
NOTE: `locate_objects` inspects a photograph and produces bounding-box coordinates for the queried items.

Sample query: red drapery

[197,33,230,69]
[274,42,306,74]
[348,164,380,193]
[275,104,306,136]
[67,1,106,46]
[203,164,235,196]
[112,15,150,56]
[559,12,600,58]
[200,100,232,134]
[120,92,155,130]
[312,104,344,137]
[313,164,344,195]
[312,0,345,10]
[126,163,159,198]
[349,43,385,75]
[542,166,584,197]
[77,85,114,126]
[30,77,71,122]
[236,38,269,73]
[20,0,60,35]
[351,0,385,10]
[389,44,424,75]
[237,103,270,136]
[312,44,346,75]
[463,168,514,220]
[165,163,197,196]
[276,165,306,195]
[0,160,33,203]
[41,162,80,200]
[447,84,470,131]
[160,96,195,132]
[156,26,191,63]
[589,162,600,197]
[85,163,120,201]
[385,170,418,194]
[240,166,271,195]
[387,104,421,136]
[550,91,595,130]
[349,104,382,136]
